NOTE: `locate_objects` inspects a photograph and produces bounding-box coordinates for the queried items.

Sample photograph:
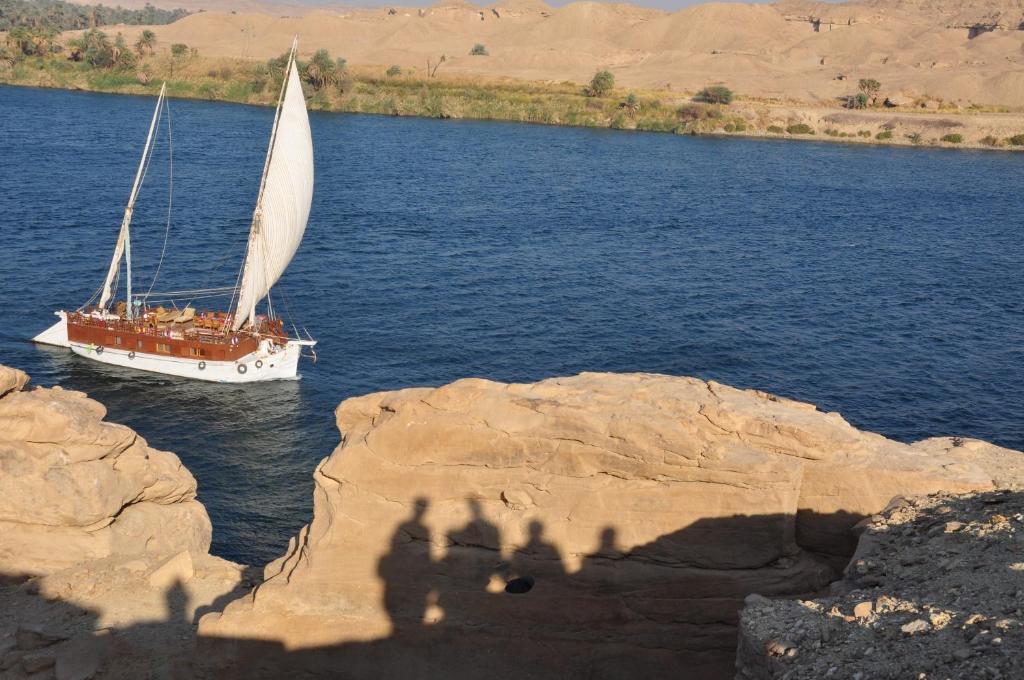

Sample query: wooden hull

[35,312,313,383]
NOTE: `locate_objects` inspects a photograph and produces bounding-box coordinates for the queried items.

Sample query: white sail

[233,51,313,330]
[98,83,167,313]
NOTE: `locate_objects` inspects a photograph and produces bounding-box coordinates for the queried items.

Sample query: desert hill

[74,0,1024,106]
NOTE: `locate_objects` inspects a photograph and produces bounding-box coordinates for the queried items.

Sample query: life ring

[198,361,206,371]
[128,351,135,360]
[237,363,247,374]
[255,360,264,369]
[95,346,104,355]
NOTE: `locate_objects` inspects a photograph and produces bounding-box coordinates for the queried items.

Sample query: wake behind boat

[33,38,316,383]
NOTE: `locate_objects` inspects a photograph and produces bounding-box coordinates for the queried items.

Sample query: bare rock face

[0,364,212,576]
[199,372,1024,679]
[736,490,1024,679]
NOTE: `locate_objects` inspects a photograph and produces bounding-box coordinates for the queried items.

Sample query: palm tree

[303,48,338,91]
[6,27,33,56]
[29,26,57,56]
[134,29,156,56]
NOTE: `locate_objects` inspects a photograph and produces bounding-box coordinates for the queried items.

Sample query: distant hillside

[0,0,189,31]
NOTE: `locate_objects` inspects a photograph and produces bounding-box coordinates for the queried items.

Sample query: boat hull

[35,311,312,383]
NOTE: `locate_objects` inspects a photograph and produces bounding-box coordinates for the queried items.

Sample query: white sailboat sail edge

[233,51,314,331]
[98,82,167,314]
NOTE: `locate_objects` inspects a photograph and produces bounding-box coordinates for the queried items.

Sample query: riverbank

[3,53,1024,151]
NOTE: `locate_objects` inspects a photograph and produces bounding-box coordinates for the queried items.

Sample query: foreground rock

[199,372,1024,678]
[737,490,1024,679]
[0,363,253,680]
[0,365,210,576]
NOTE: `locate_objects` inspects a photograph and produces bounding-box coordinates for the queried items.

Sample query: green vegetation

[0,0,189,31]
[876,130,893,140]
[64,29,136,69]
[135,30,156,56]
[585,69,614,97]
[621,92,639,118]
[859,79,881,104]
[980,135,999,146]
[857,130,872,138]
[907,132,922,145]
[1008,134,1024,146]
[0,47,1015,151]
[786,123,814,135]
[940,133,963,144]
[695,85,733,105]
[470,43,488,56]
[844,79,881,109]
[304,48,348,92]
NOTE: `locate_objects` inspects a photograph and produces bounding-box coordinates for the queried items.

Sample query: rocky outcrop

[199,372,1024,679]
[0,365,211,575]
[0,363,252,679]
[736,490,1024,679]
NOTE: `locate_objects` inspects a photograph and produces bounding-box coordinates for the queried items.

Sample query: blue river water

[1,84,1022,565]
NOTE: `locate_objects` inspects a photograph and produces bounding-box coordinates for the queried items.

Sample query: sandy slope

[75,0,1024,106]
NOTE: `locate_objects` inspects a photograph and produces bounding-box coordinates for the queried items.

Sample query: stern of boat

[33,311,70,348]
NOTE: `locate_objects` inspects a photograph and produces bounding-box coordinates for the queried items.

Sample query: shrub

[676,104,723,122]
[825,128,840,137]
[585,69,614,97]
[980,135,999,146]
[724,123,735,132]
[695,85,733,105]
[304,48,343,91]
[0,45,20,67]
[858,78,881,104]
[386,65,402,77]
[134,29,156,55]
[470,43,488,56]
[620,92,640,117]
[170,43,189,57]
[857,130,872,138]
[786,123,814,135]
[844,92,869,109]
[767,125,784,134]
[876,130,893,140]
[1007,134,1024,146]
[940,133,963,144]
[906,132,922,144]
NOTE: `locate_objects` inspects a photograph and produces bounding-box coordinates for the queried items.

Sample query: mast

[247,37,296,327]
[98,82,167,318]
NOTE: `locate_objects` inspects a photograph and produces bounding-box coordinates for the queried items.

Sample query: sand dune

[84,0,1024,106]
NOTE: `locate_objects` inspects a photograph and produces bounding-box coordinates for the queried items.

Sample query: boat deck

[66,308,286,362]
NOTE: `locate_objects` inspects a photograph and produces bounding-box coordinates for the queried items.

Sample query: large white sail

[233,51,313,330]
[98,83,167,313]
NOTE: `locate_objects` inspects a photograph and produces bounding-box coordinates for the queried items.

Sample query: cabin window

[114,336,123,345]
[156,343,172,354]
[189,347,206,358]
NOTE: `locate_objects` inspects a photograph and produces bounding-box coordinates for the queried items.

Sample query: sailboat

[33,38,316,383]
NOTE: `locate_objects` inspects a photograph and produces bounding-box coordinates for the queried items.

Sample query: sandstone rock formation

[736,490,1024,679]
[0,365,211,576]
[199,372,1024,679]
[0,363,253,679]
